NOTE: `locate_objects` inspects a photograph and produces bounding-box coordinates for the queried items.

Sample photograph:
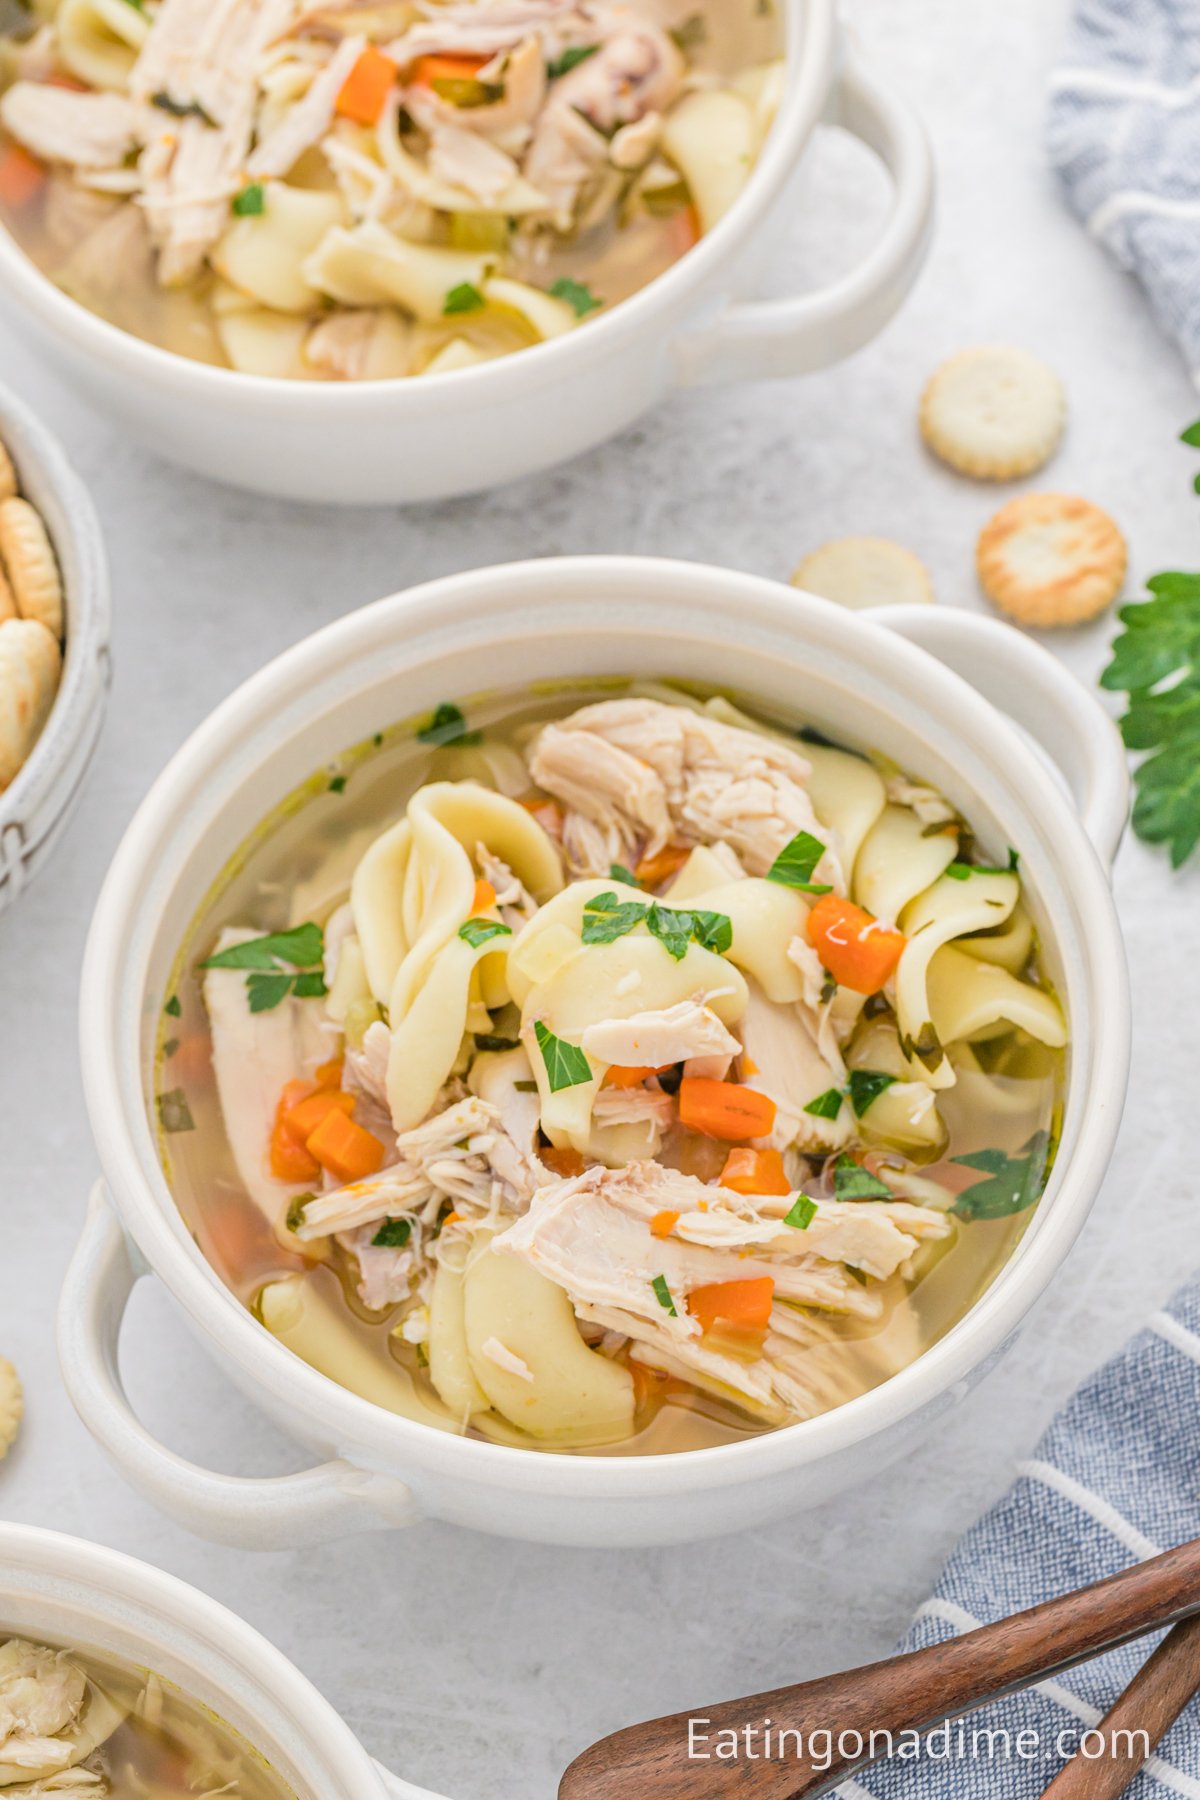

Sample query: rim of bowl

[0,382,110,874]
[80,556,1131,1501]
[0,0,832,411]
[0,1522,386,1797]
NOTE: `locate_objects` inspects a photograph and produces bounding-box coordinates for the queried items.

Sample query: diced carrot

[46,73,89,92]
[678,1078,777,1142]
[720,1147,791,1197]
[806,894,906,995]
[271,1133,319,1183]
[306,1108,385,1183]
[665,202,701,259]
[471,878,496,915]
[650,1209,680,1239]
[740,1055,759,1077]
[540,1145,585,1179]
[604,1064,657,1088]
[314,1057,344,1090]
[0,145,45,210]
[336,46,398,124]
[285,1087,356,1142]
[519,794,564,839]
[687,1276,775,1337]
[409,52,490,89]
[635,842,691,888]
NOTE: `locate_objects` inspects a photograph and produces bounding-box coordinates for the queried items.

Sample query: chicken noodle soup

[159,681,1066,1455]
[0,0,783,380]
[0,1635,295,1796]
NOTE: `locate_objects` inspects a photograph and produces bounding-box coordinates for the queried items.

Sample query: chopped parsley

[373,1217,413,1248]
[285,1194,313,1234]
[150,91,217,125]
[513,1078,539,1092]
[232,182,265,217]
[784,1194,817,1230]
[431,75,505,106]
[458,918,512,949]
[547,43,600,78]
[844,1264,869,1287]
[157,1088,194,1134]
[417,701,481,746]
[803,1087,843,1121]
[163,1038,179,1059]
[474,1033,520,1052]
[579,890,732,961]
[328,774,347,794]
[549,276,603,317]
[832,1154,893,1201]
[533,1020,592,1092]
[848,1070,897,1116]
[608,862,642,887]
[944,861,1016,881]
[444,281,486,315]
[651,1273,677,1315]
[200,922,327,1014]
[164,994,182,1018]
[950,1132,1050,1221]
[766,829,833,893]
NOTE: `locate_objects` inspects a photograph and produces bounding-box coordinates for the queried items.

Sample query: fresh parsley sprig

[580,890,732,961]
[1101,568,1200,867]
[200,922,327,1014]
[950,1133,1050,1221]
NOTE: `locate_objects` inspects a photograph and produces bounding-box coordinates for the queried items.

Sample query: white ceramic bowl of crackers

[0,383,110,913]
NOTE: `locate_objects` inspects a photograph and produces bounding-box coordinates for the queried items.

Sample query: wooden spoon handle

[1040,1613,1200,1799]
[559,1537,1200,1799]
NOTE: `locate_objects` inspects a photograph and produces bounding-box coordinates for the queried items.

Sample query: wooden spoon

[559,1536,1200,1800]
[1042,1612,1200,1798]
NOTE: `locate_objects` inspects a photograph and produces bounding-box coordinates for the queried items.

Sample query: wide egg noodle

[928,945,1066,1049]
[894,868,1019,1086]
[854,803,958,925]
[57,0,149,91]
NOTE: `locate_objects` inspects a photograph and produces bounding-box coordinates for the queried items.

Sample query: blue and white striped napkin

[840,1277,1200,1798]
[1048,0,1200,384]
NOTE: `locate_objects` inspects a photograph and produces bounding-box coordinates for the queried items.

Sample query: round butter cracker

[0,496,63,639]
[921,346,1066,480]
[791,537,935,610]
[0,1359,23,1459]
[977,492,1126,627]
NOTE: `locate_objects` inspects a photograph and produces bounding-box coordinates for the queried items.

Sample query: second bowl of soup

[62,557,1129,1547]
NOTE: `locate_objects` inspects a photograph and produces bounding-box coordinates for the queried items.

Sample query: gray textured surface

[1,1,1198,1794]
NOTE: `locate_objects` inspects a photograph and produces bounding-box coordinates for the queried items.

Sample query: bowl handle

[58,1182,424,1549]
[673,37,934,385]
[875,605,1130,870]
[371,1759,453,1799]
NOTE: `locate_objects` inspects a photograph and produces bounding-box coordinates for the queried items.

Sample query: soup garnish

[161,684,1066,1455]
[0,0,783,379]
[0,1635,295,1796]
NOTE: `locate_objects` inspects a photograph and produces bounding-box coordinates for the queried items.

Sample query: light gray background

[2,0,1198,1792]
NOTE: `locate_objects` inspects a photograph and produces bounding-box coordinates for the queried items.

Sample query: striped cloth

[1048,0,1200,383]
[840,1278,1200,1798]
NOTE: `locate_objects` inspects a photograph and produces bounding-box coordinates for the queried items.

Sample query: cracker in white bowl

[0,1358,22,1459]
[920,346,1066,480]
[790,536,935,610]
[976,493,1126,628]
[0,617,63,790]
[0,495,63,638]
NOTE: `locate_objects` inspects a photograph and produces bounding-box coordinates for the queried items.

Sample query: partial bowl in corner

[0,382,110,915]
[0,0,933,505]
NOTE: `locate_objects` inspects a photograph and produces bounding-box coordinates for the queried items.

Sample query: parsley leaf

[950,1132,1050,1221]
[444,281,485,315]
[766,829,833,893]
[1100,573,1200,866]
[848,1070,897,1116]
[608,862,642,887]
[832,1154,893,1201]
[651,1273,677,1315]
[151,91,217,125]
[579,892,731,961]
[164,994,182,1018]
[458,918,512,948]
[418,701,481,746]
[533,1020,593,1092]
[201,922,327,1014]
[232,182,265,216]
[549,277,603,317]
[581,890,651,945]
[803,1087,843,1121]
[547,43,599,78]
[373,1217,413,1248]
[784,1193,817,1230]
[431,75,505,106]
[157,1088,195,1134]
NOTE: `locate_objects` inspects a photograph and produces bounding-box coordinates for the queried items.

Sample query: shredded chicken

[529,698,839,882]
[738,980,850,1153]
[247,33,364,177]
[0,85,145,170]
[580,997,740,1069]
